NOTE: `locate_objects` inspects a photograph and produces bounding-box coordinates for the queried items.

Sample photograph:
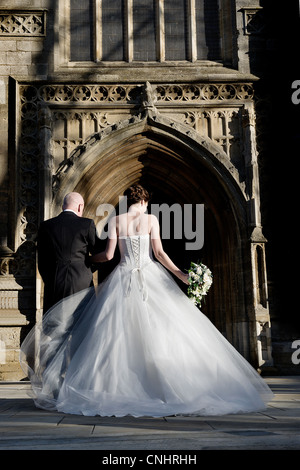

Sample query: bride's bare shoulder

[148,213,158,225]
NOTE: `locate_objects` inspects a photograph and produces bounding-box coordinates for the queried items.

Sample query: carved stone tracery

[0,10,46,36]
[26,83,254,105]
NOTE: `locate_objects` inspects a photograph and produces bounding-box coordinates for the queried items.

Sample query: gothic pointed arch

[50,111,256,363]
[52,109,248,224]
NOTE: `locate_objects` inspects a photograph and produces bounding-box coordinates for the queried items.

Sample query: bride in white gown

[20,184,273,417]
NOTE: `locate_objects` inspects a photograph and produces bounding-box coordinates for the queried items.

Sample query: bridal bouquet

[187,261,213,307]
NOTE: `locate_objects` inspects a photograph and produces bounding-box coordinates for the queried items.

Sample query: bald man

[37,192,100,313]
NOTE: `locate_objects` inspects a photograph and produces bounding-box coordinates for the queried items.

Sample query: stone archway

[51,113,263,366]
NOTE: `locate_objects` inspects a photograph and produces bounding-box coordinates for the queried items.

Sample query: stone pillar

[37,103,53,319]
[38,103,53,222]
[242,101,273,369]
[251,241,273,369]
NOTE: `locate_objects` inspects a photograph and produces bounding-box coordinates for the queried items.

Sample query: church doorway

[52,125,256,364]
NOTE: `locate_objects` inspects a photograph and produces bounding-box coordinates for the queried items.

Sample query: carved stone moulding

[156,83,254,102]
[0,9,46,37]
[19,82,254,105]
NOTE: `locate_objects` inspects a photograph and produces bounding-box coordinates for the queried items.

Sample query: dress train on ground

[20,235,273,417]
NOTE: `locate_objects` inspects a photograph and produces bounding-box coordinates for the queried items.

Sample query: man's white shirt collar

[63,209,78,216]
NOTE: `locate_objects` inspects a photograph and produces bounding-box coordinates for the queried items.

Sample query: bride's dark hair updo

[124,184,151,207]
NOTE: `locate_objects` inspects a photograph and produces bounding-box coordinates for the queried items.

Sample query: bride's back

[117,212,152,238]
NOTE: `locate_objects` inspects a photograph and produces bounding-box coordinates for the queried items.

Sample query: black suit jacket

[37,211,99,313]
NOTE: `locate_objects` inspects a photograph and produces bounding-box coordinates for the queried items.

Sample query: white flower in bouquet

[187,261,213,307]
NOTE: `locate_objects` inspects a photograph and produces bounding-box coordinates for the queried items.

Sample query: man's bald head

[62,192,85,217]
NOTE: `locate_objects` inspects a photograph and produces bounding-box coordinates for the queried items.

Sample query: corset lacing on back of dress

[121,235,151,302]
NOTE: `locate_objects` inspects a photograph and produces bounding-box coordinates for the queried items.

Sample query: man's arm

[90,216,118,263]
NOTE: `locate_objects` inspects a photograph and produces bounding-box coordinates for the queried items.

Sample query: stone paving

[0,376,299,451]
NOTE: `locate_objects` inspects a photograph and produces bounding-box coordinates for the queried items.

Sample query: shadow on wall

[250,1,300,335]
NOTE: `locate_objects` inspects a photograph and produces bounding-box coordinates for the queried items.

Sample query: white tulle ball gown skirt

[20,235,273,417]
